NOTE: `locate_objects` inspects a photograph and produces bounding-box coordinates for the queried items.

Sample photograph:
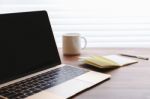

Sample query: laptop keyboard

[0,66,88,99]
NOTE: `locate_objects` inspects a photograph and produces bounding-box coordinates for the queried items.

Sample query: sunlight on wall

[0,0,150,47]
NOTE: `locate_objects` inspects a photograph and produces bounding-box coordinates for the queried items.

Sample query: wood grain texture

[59,48,150,99]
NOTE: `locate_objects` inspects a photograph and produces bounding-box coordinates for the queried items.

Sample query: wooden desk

[59,48,150,99]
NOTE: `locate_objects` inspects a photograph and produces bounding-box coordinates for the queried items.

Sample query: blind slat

[57,42,150,48]
[53,31,150,37]
[55,37,150,43]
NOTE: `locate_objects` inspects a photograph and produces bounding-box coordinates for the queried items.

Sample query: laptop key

[0,95,8,99]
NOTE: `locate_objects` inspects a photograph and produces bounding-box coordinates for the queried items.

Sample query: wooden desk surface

[59,48,150,99]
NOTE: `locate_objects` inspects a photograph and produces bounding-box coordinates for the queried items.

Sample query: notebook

[80,55,138,68]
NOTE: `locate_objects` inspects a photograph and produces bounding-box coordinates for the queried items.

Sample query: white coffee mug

[63,33,87,55]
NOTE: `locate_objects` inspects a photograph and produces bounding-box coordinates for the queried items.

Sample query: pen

[120,53,149,60]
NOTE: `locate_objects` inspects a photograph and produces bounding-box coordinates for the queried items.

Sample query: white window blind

[0,0,150,47]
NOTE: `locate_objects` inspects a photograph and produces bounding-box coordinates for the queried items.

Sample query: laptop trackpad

[45,79,93,99]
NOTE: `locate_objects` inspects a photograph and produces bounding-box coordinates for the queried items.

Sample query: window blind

[0,0,150,47]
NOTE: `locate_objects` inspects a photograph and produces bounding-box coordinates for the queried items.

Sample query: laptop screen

[0,11,61,84]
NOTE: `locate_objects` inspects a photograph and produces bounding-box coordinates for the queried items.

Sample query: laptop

[0,10,111,99]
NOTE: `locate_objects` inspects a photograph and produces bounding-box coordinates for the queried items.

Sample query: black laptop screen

[0,11,61,84]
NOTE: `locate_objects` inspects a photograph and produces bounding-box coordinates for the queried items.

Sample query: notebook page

[103,55,138,66]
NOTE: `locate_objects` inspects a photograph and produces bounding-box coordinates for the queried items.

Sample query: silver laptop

[0,10,111,99]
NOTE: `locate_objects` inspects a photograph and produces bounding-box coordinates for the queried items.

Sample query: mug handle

[81,36,87,49]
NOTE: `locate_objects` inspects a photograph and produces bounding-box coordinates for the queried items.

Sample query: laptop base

[26,66,111,99]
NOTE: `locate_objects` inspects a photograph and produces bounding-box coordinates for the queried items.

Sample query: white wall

[1,0,150,47]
